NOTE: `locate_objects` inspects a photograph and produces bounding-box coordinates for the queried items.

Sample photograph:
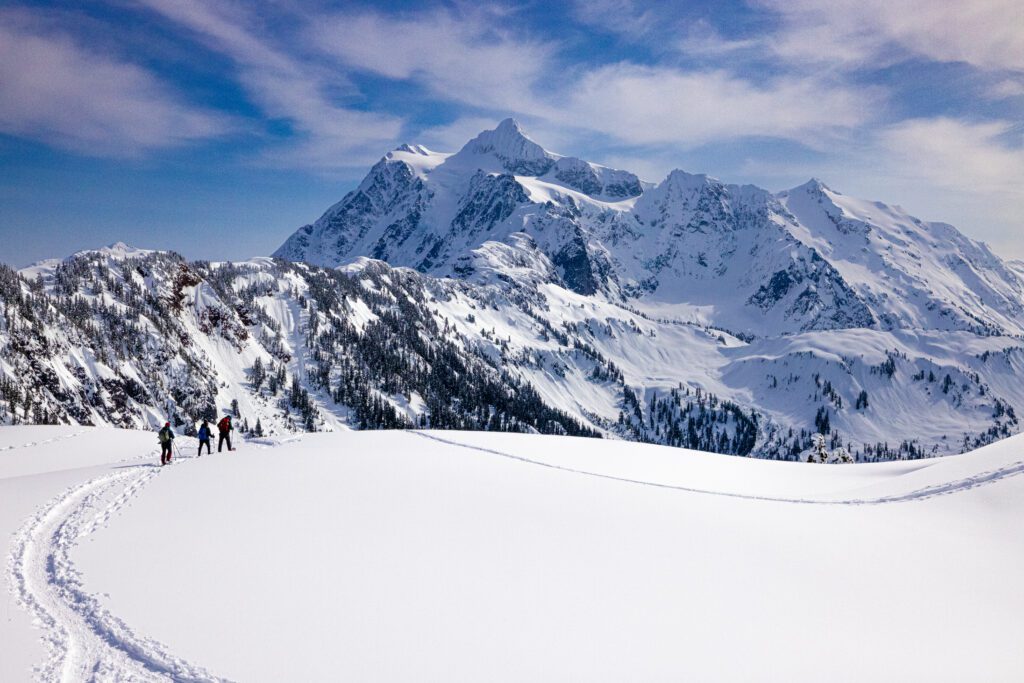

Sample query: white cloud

[676,20,759,57]
[876,118,1024,196]
[988,79,1024,100]
[310,7,555,114]
[571,0,664,39]
[559,64,878,147]
[136,0,404,169]
[757,0,1024,72]
[301,6,885,162]
[0,12,230,156]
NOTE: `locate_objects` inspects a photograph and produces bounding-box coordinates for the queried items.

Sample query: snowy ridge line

[0,430,88,453]
[411,432,1024,505]
[7,460,233,682]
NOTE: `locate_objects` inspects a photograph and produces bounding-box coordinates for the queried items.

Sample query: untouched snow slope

[4,426,1023,681]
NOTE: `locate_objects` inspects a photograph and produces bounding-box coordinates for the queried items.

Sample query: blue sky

[0,0,1021,266]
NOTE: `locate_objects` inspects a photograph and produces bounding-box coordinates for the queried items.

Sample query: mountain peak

[74,242,154,261]
[450,118,556,175]
[660,169,723,195]
[665,169,711,184]
[393,143,432,156]
[796,178,832,194]
[495,117,523,133]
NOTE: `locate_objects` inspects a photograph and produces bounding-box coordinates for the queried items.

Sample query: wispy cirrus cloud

[584,0,1024,75]
[558,64,878,148]
[675,20,760,58]
[135,0,405,169]
[756,0,1024,72]
[571,0,666,40]
[0,9,231,156]
[308,6,556,115]
[301,4,879,153]
[988,79,1024,100]
[876,117,1024,196]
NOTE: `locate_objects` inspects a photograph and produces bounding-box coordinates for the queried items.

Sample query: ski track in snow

[411,431,1024,506]
[0,430,89,453]
[7,455,233,683]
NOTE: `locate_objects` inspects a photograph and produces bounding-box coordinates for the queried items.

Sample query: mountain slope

[2,244,1022,460]
[779,179,1024,335]
[1,247,599,440]
[275,119,1024,338]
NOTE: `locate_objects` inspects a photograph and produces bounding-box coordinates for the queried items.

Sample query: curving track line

[7,458,232,682]
[411,431,1024,506]
[0,430,89,454]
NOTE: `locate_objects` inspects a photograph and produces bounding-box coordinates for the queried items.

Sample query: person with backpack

[217,414,234,452]
[158,422,175,465]
[197,420,212,456]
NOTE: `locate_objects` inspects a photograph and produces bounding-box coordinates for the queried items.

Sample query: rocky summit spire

[450,118,556,175]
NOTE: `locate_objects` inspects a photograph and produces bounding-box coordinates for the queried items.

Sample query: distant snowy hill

[276,119,1024,337]
[2,121,1023,460]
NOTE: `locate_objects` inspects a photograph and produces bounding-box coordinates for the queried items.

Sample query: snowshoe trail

[7,457,232,682]
[0,430,88,453]
[413,431,1024,505]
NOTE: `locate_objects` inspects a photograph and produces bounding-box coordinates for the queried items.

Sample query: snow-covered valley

[2,426,1023,681]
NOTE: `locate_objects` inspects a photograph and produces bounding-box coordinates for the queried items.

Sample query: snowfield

[3,427,1024,681]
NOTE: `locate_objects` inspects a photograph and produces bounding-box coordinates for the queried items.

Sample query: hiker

[197,420,212,456]
[217,414,234,452]
[158,422,175,465]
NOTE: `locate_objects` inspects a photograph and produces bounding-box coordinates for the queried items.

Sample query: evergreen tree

[251,357,266,391]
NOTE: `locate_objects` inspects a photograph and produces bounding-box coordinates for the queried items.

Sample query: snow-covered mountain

[2,120,1023,461]
[1,247,603,440]
[276,119,1024,338]
[2,238,1022,461]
